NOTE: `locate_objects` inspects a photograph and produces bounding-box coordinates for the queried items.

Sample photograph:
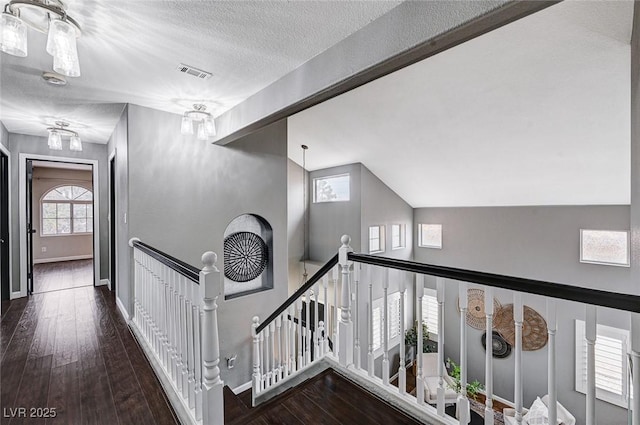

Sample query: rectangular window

[575,320,631,408]
[372,292,403,355]
[418,224,442,249]
[421,289,438,336]
[391,224,405,250]
[369,225,385,253]
[580,230,629,267]
[313,174,350,203]
[42,202,93,236]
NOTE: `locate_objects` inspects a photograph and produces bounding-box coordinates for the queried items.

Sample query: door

[0,151,9,302]
[26,159,34,295]
[109,157,116,292]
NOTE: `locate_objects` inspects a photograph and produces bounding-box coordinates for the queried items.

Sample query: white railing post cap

[339,234,353,265]
[201,251,218,272]
[129,237,141,247]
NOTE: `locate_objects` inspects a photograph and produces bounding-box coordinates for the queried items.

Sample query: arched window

[41,185,93,235]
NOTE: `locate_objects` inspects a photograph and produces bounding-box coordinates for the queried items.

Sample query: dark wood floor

[33,259,94,294]
[1,286,178,425]
[224,369,422,425]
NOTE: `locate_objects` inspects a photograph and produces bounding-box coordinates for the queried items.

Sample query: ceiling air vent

[176,63,213,80]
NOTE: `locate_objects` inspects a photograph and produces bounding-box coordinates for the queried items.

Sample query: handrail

[256,254,339,334]
[132,240,200,283]
[349,252,640,314]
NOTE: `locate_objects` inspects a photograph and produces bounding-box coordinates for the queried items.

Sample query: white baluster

[436,277,446,416]
[289,305,296,373]
[313,283,319,362]
[276,315,283,381]
[305,287,311,365]
[187,280,196,408]
[266,322,273,387]
[259,331,265,389]
[514,293,523,425]
[193,290,203,421]
[546,299,557,425]
[416,275,424,405]
[284,312,290,377]
[333,265,339,357]
[338,235,354,367]
[179,276,187,396]
[200,251,224,425]
[252,316,261,402]
[631,313,640,425]
[297,298,304,369]
[368,265,374,377]
[484,287,494,425]
[318,321,325,357]
[458,282,470,425]
[323,275,329,354]
[398,274,406,394]
[354,263,361,370]
[586,305,597,425]
[382,268,390,386]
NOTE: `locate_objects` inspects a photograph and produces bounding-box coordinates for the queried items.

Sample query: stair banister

[338,235,354,366]
[398,273,406,395]
[436,277,445,417]
[416,274,424,405]
[382,268,389,385]
[546,299,557,425]
[585,305,597,425]
[484,286,494,425]
[458,281,470,425]
[513,293,523,425]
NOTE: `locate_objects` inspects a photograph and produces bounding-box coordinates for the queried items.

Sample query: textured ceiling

[288,0,633,207]
[0,0,401,143]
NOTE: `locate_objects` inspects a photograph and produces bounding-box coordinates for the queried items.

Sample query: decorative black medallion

[481,331,512,359]
[223,231,269,282]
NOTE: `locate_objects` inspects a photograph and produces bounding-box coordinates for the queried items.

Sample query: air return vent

[176,63,213,80]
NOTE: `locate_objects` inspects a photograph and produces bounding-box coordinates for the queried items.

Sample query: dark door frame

[108,150,117,293]
[0,145,10,308]
[19,153,100,297]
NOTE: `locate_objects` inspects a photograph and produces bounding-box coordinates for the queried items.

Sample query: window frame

[418,223,443,249]
[41,185,94,237]
[312,173,350,203]
[368,225,385,254]
[391,224,405,250]
[579,229,630,267]
[574,319,631,408]
[421,288,438,339]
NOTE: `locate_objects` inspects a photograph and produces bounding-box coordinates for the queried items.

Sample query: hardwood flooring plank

[46,362,81,425]
[0,298,28,359]
[8,354,53,425]
[224,385,250,423]
[257,402,305,425]
[33,260,93,294]
[281,392,343,425]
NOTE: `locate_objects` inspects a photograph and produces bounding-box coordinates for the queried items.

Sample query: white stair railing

[130,238,223,425]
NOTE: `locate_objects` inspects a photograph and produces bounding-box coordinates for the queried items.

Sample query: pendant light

[47,121,81,151]
[180,104,216,139]
[0,11,27,56]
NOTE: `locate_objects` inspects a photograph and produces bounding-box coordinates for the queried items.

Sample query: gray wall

[309,163,362,261]
[126,104,288,388]
[413,205,631,425]
[0,122,8,150]
[287,159,308,294]
[8,133,109,292]
[106,106,129,310]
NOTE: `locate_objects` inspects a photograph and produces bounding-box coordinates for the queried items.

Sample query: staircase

[223,369,421,425]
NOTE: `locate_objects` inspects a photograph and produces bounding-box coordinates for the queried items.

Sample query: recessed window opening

[391,224,405,250]
[418,224,442,249]
[580,229,629,267]
[369,225,385,253]
[313,173,350,203]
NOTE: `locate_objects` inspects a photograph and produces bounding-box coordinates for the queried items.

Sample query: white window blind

[421,289,438,336]
[575,320,631,408]
[372,292,402,355]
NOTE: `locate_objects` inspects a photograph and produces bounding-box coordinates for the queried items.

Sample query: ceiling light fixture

[181,104,216,141]
[0,0,81,77]
[47,121,81,151]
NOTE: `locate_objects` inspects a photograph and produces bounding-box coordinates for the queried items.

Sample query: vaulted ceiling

[288,1,633,207]
[0,0,400,143]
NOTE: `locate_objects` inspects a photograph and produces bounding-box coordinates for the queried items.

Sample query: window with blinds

[372,292,403,355]
[575,320,631,408]
[421,289,438,336]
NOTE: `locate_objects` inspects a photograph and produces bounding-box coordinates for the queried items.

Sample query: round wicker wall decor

[223,231,268,282]
[494,304,548,351]
[457,288,502,330]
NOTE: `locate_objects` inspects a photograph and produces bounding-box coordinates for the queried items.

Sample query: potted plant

[447,358,484,400]
[405,322,431,374]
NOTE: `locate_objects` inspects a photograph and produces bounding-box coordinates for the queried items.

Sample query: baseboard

[116,296,130,321]
[34,255,93,264]
[232,381,252,394]
[97,279,110,287]
[10,290,23,300]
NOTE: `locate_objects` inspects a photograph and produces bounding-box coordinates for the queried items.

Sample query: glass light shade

[48,131,62,150]
[48,19,80,77]
[181,115,193,135]
[0,13,28,57]
[197,122,208,141]
[69,135,82,151]
[204,116,216,136]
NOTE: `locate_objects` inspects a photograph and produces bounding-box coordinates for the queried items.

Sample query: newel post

[338,235,354,367]
[200,251,224,425]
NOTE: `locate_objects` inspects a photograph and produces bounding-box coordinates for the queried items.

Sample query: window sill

[418,245,442,250]
[391,246,405,251]
[579,259,630,268]
[369,250,385,255]
[41,232,94,238]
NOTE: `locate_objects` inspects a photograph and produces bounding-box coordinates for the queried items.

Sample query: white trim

[312,173,350,203]
[20,154,100,297]
[116,296,129,321]
[0,143,12,302]
[231,381,252,394]
[417,223,443,249]
[108,149,117,295]
[98,278,109,287]
[33,254,93,264]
